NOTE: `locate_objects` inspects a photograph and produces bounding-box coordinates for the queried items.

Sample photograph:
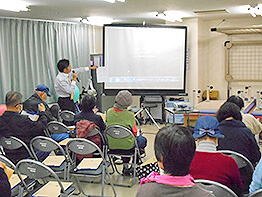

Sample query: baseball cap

[193,116,224,139]
[36,84,52,97]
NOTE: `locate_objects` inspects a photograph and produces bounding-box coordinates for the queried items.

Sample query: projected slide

[103,24,187,95]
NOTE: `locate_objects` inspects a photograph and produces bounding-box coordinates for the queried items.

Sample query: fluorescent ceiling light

[0,1,29,12]
[81,17,114,26]
[103,0,125,3]
[104,0,115,3]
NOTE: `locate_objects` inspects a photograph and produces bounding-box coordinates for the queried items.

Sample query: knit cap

[114,90,132,109]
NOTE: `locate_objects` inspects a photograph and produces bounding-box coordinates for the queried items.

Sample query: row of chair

[0,135,118,196]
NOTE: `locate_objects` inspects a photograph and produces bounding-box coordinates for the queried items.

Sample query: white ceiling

[1,0,262,23]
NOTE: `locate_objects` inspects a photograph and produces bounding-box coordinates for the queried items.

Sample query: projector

[173,101,194,111]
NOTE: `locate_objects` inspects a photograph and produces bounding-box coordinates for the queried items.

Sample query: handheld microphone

[72,70,80,82]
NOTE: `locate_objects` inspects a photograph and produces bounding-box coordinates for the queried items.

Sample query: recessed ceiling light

[194,9,229,15]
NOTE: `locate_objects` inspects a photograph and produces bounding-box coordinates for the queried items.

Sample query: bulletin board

[225,41,262,82]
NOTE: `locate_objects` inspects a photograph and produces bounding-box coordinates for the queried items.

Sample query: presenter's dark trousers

[58,97,75,126]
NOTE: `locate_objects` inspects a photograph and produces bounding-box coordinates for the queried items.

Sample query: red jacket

[76,120,101,160]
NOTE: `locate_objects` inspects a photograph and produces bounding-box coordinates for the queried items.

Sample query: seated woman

[136,125,214,197]
[216,102,261,193]
[74,94,106,132]
[216,102,260,165]
[190,115,243,196]
[106,90,147,175]
[74,94,106,160]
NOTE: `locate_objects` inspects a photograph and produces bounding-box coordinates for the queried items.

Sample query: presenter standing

[54,59,97,112]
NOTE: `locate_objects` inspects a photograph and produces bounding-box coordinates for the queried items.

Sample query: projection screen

[103,24,187,95]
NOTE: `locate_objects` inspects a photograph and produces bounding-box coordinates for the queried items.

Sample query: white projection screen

[103,24,187,95]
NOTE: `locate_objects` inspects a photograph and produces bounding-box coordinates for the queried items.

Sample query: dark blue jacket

[218,119,261,165]
[74,109,106,132]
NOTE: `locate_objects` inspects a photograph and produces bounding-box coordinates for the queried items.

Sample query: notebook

[76,158,103,170]
[32,181,73,197]
[43,156,65,167]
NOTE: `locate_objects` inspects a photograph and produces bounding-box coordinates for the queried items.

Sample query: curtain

[0,18,90,104]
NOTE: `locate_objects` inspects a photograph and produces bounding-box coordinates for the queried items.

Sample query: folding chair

[0,154,30,197]
[249,188,262,197]
[60,110,75,123]
[104,125,142,187]
[46,121,73,139]
[60,110,76,128]
[0,136,36,162]
[195,179,238,197]
[66,138,116,197]
[30,136,73,181]
[218,150,254,194]
[16,159,75,197]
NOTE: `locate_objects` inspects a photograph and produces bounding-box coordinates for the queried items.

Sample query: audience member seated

[74,94,106,132]
[23,84,57,122]
[217,101,261,193]
[0,162,11,197]
[250,158,262,194]
[227,95,262,136]
[106,90,147,175]
[23,84,68,142]
[0,91,47,163]
[190,116,243,196]
[136,125,214,197]
[74,94,105,161]
[216,102,261,165]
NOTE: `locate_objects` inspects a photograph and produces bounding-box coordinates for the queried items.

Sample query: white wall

[89,17,262,104]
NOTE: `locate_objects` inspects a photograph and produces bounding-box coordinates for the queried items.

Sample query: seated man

[106,90,147,175]
[23,84,68,142]
[136,125,214,197]
[23,84,56,122]
[0,91,47,163]
[190,116,243,196]
[227,95,262,136]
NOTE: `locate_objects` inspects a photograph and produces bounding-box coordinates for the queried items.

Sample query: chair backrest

[88,127,106,145]
[104,125,138,150]
[66,138,104,157]
[47,121,69,135]
[195,179,238,197]
[0,154,16,170]
[249,189,262,197]
[16,159,66,193]
[60,110,75,122]
[0,136,35,159]
[218,150,254,171]
[30,136,70,162]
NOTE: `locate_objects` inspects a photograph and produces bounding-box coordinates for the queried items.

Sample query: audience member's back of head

[57,59,69,72]
[5,91,23,107]
[216,102,242,122]
[81,94,96,112]
[155,125,196,176]
[227,95,244,110]
[114,90,132,109]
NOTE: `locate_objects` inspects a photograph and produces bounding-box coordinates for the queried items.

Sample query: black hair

[5,91,23,107]
[154,125,196,176]
[216,102,242,122]
[227,95,244,110]
[81,94,97,112]
[57,59,70,72]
